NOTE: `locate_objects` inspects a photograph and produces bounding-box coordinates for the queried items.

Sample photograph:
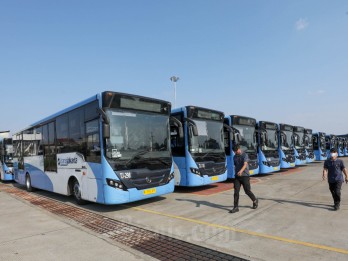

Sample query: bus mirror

[170,116,183,138]
[190,125,198,136]
[235,133,241,143]
[103,123,110,139]
[186,118,198,136]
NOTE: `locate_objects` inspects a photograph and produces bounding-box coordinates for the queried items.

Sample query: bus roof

[14,94,99,135]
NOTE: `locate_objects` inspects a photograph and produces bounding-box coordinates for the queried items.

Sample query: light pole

[170,76,179,108]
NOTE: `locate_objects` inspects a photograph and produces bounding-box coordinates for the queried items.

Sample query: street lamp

[170,76,179,108]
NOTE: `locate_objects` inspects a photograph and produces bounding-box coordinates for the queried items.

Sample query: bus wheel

[72,179,87,205]
[25,174,35,192]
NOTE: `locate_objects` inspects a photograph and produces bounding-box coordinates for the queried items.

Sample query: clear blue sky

[1,1,347,135]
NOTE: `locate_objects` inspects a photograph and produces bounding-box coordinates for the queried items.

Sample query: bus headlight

[262,161,270,167]
[167,172,175,182]
[106,178,125,190]
[190,168,201,176]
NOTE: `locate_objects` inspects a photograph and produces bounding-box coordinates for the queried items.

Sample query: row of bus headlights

[106,178,124,190]
[190,167,201,176]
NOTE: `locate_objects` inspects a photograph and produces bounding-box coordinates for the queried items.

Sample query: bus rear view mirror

[235,133,241,143]
[103,123,110,139]
[186,119,198,136]
[170,116,183,138]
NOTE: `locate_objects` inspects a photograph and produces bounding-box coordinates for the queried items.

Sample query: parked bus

[339,136,348,156]
[224,115,259,178]
[304,128,315,163]
[257,121,280,174]
[170,106,227,186]
[12,91,176,204]
[325,134,337,158]
[278,124,295,168]
[293,126,307,165]
[0,131,14,181]
[337,137,345,157]
[313,132,327,161]
[344,137,348,156]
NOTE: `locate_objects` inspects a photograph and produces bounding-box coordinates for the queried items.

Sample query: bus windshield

[105,109,171,170]
[189,119,224,156]
[281,130,293,150]
[294,132,304,149]
[234,124,257,153]
[320,136,326,151]
[304,134,313,150]
[263,129,278,150]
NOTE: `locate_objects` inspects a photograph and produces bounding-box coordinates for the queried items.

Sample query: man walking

[229,144,258,213]
[323,148,348,210]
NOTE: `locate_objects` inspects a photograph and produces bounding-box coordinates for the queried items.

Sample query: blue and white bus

[313,132,327,161]
[170,106,227,186]
[0,132,14,181]
[12,91,175,204]
[293,126,307,165]
[304,128,315,163]
[278,124,295,168]
[337,137,345,157]
[343,137,348,156]
[325,134,337,158]
[224,115,259,178]
[257,121,280,174]
[340,136,348,156]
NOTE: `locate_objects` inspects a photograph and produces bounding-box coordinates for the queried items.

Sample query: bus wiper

[201,151,224,160]
[149,157,171,167]
[125,150,149,167]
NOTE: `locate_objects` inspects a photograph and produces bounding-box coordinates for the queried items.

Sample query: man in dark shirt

[323,148,348,210]
[229,144,258,213]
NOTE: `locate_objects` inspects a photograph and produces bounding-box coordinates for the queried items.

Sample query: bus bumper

[103,179,175,205]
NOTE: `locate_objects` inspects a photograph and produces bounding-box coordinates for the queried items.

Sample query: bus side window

[42,122,57,172]
[13,134,24,170]
[85,119,101,163]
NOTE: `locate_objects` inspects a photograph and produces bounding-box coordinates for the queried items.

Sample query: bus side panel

[84,162,104,203]
[226,155,235,179]
[0,163,13,181]
[173,156,186,186]
[24,156,54,191]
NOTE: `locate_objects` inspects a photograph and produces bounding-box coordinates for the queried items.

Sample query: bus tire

[72,179,87,205]
[25,174,35,192]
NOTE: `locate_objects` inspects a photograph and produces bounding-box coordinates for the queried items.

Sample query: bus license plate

[211,176,218,181]
[249,170,254,175]
[143,188,156,195]
[290,163,295,167]
[273,167,278,170]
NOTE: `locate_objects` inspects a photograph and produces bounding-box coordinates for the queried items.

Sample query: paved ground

[0,189,152,261]
[1,158,348,261]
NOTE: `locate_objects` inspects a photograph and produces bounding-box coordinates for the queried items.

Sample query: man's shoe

[252,199,259,209]
[229,207,239,213]
[334,204,340,211]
